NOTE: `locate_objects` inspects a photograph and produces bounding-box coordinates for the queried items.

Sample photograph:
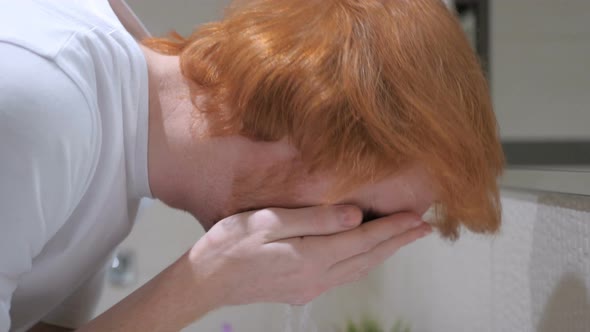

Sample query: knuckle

[293,237,312,258]
[249,208,283,234]
[286,244,307,267]
[215,216,248,237]
[251,208,280,222]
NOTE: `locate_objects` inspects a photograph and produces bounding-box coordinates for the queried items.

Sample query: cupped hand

[188,205,431,307]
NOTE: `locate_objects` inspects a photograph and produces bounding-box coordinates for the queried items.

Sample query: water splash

[283,302,318,332]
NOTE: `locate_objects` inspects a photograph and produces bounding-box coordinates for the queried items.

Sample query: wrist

[168,251,226,321]
[78,252,223,332]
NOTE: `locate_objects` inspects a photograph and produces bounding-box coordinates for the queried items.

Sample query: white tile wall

[367,191,590,332]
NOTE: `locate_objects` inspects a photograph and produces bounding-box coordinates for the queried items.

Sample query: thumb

[251,205,362,242]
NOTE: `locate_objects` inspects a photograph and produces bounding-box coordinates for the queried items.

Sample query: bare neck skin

[143,47,297,229]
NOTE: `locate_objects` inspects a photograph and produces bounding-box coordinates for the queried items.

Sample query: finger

[249,205,363,242]
[327,223,432,284]
[306,212,424,263]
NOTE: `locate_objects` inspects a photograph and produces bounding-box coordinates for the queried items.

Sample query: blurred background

[97,1,590,331]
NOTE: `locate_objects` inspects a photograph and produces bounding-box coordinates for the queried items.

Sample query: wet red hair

[144,0,505,239]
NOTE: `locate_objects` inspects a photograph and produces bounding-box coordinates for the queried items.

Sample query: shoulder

[0,42,94,147]
[0,42,99,243]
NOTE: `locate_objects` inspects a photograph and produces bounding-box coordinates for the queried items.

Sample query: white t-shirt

[0,0,152,330]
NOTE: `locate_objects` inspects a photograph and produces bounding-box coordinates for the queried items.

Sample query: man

[0,0,504,330]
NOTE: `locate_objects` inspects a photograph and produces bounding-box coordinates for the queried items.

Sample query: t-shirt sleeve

[0,43,95,331]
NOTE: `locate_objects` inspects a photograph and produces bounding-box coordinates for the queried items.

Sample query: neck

[142,47,298,229]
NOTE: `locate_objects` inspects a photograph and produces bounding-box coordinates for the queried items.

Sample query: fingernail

[411,219,424,228]
[338,206,357,227]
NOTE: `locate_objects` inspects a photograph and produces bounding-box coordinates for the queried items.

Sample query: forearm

[77,253,220,332]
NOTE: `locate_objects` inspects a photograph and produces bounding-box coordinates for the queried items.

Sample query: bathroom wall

[123,0,228,36]
[95,1,590,331]
[492,0,590,139]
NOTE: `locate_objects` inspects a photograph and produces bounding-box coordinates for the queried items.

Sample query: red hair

[144,0,505,240]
